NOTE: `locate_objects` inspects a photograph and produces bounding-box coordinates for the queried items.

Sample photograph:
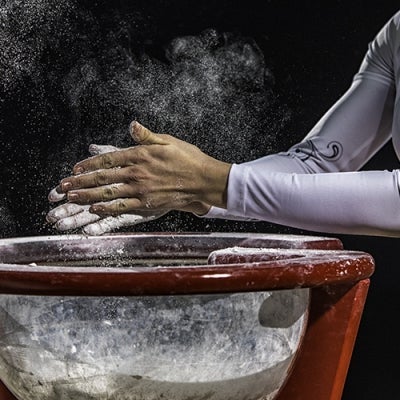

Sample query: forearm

[206,68,395,222]
[227,164,400,237]
[204,152,313,220]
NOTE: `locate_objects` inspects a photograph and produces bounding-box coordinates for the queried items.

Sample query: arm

[227,167,400,237]
[54,12,400,237]
[206,12,398,225]
[207,76,395,223]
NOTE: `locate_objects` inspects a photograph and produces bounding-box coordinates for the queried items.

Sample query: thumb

[129,121,169,145]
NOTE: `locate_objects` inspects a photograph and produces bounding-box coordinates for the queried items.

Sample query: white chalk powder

[0,289,309,399]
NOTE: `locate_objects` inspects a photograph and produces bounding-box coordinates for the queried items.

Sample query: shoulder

[353,11,400,86]
[376,10,400,49]
[391,10,400,27]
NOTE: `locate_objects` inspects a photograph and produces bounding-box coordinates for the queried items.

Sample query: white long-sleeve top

[205,10,400,237]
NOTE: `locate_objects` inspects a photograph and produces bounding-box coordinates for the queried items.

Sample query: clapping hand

[46,143,167,235]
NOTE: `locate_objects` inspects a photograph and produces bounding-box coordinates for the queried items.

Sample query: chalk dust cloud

[0,0,290,235]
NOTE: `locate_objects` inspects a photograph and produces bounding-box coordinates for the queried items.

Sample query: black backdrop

[1,1,400,398]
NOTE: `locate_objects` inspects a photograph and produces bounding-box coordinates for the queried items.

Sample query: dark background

[1,1,400,398]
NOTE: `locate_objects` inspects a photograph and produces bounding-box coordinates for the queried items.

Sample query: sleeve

[353,11,398,86]
[226,165,400,237]
[203,12,400,236]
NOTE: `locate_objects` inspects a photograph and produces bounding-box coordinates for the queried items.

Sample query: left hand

[58,121,231,217]
[46,202,166,235]
[47,144,168,234]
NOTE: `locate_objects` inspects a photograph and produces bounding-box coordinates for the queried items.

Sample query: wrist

[199,157,232,209]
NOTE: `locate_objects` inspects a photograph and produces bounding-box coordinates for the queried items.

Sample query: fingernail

[90,205,104,214]
[48,188,66,202]
[46,214,56,223]
[130,121,141,141]
[55,185,63,194]
[68,192,79,201]
[129,120,138,133]
[74,166,84,175]
[62,181,72,192]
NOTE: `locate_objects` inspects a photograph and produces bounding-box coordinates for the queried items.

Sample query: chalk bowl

[0,232,352,400]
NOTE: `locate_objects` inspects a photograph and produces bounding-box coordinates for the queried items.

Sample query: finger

[89,198,150,216]
[83,212,166,235]
[46,203,87,223]
[89,144,121,155]
[48,144,120,204]
[54,210,101,231]
[67,183,136,205]
[72,148,133,175]
[48,186,66,202]
[83,214,143,235]
[130,121,169,145]
[82,216,120,235]
[60,169,122,192]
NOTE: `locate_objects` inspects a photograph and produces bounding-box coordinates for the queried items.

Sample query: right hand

[46,144,167,235]
[57,121,230,216]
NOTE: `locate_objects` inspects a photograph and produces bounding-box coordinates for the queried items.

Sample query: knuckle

[102,185,119,201]
[134,181,149,197]
[116,200,128,213]
[94,170,109,186]
[134,146,149,162]
[100,153,114,169]
[126,166,141,183]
